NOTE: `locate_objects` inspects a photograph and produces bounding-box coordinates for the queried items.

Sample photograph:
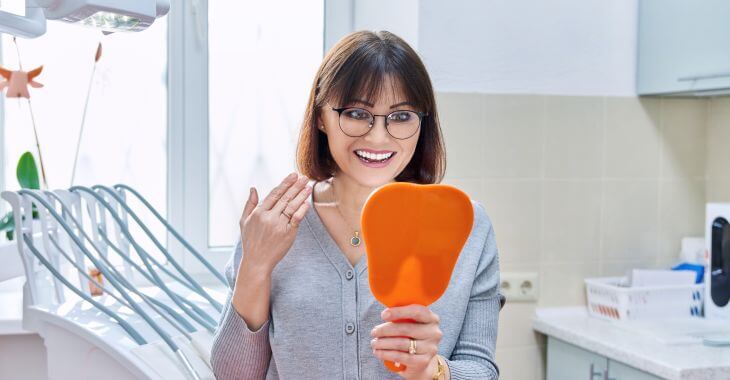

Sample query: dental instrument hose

[20,190,203,380]
[66,187,219,327]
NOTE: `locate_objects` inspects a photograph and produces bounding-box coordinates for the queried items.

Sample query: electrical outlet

[500,272,539,302]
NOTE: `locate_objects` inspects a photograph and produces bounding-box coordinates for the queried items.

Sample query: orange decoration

[0,65,43,98]
[88,267,104,296]
[362,182,474,372]
[94,42,103,63]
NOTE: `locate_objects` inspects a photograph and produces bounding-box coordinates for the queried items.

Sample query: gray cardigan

[210,194,504,379]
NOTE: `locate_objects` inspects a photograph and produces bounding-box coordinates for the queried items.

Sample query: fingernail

[288,172,297,180]
[249,187,254,195]
[382,310,391,319]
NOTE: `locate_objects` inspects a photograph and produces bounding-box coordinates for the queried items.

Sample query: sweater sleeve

[210,239,272,380]
[444,203,504,379]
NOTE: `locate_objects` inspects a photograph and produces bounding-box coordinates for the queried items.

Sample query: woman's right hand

[238,172,312,275]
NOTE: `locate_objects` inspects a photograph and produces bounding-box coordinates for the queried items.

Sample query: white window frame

[166,0,209,271]
[0,0,353,268]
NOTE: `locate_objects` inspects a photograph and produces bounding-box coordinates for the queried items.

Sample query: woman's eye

[389,111,413,122]
[344,109,369,120]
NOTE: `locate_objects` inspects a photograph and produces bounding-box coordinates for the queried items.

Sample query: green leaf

[17,151,40,190]
[0,211,12,230]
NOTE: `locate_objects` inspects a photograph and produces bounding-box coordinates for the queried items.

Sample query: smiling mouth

[354,150,396,163]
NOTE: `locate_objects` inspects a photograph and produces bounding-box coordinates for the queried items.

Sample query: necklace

[331,179,362,247]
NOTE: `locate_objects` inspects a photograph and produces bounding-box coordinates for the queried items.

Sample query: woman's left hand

[371,305,443,380]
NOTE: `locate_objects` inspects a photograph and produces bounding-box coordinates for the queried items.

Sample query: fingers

[241,187,259,223]
[282,182,312,218]
[260,172,298,210]
[272,175,309,214]
[372,349,431,369]
[288,199,310,228]
[370,321,438,340]
[382,305,440,324]
[370,337,438,356]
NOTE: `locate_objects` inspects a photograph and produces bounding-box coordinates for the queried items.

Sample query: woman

[210,30,503,380]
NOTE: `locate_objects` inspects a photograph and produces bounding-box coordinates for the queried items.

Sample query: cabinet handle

[678,71,730,81]
[603,368,616,380]
[589,363,602,379]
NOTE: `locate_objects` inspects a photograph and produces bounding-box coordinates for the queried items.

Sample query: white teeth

[355,150,394,161]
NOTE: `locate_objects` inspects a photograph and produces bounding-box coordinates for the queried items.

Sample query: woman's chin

[351,170,398,189]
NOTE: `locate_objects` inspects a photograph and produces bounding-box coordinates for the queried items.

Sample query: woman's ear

[316,116,326,134]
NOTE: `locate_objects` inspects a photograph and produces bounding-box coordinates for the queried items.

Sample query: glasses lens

[339,108,373,137]
[387,111,421,139]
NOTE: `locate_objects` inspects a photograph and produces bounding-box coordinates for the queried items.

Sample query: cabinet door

[637,0,730,95]
[547,337,607,380]
[608,360,663,380]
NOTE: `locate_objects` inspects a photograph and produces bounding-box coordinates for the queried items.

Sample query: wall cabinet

[637,0,730,96]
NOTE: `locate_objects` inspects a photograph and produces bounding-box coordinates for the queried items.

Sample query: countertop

[533,307,730,380]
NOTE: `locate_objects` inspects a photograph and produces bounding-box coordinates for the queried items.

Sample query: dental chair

[1,185,227,380]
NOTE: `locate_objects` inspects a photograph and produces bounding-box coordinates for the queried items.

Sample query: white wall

[352,0,639,96]
[353,0,420,48]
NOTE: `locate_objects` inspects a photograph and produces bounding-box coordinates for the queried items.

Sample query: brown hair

[296,30,446,184]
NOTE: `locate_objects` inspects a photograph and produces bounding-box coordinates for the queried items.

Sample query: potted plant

[0,151,41,242]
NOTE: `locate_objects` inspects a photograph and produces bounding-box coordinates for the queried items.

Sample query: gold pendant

[350,231,361,247]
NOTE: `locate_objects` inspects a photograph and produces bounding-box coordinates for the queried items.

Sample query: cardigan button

[345,322,355,334]
[345,270,354,280]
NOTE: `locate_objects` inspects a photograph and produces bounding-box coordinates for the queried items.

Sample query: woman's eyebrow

[389,101,414,109]
[349,98,414,109]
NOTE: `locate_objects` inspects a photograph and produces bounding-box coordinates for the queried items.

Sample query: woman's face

[318,77,421,188]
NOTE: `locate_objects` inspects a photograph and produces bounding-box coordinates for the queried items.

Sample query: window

[208,1,324,247]
[1,20,167,247]
[1,0,344,270]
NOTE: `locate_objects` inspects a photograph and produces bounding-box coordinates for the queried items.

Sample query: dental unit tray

[1,184,228,380]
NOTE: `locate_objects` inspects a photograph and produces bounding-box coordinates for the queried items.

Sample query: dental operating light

[0,0,169,38]
[0,1,46,37]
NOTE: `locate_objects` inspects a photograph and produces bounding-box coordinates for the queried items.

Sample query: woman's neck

[329,173,392,227]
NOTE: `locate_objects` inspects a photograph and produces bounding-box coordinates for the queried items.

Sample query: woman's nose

[367,115,391,141]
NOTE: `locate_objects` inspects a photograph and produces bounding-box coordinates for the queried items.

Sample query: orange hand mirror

[362,183,474,372]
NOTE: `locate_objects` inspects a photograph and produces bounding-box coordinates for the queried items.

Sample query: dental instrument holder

[2,190,150,349]
[37,189,203,379]
[72,186,219,329]
[1,185,222,379]
[2,190,67,332]
[362,183,474,373]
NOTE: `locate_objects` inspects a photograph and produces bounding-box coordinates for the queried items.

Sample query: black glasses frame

[331,106,428,140]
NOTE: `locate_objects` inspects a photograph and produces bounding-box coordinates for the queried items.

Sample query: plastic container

[584,277,704,321]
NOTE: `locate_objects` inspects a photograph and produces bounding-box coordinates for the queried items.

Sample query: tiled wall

[707,98,730,204]
[437,93,730,380]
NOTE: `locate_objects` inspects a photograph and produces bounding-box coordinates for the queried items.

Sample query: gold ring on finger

[282,210,292,219]
[408,338,417,355]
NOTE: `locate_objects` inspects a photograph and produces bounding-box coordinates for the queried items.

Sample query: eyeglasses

[331,106,427,140]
